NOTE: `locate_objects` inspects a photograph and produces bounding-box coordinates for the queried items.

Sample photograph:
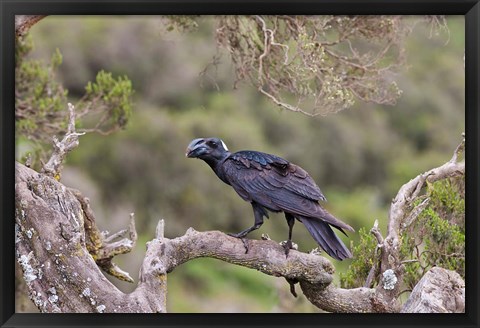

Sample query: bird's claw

[280,240,297,258]
[228,233,250,254]
[283,241,292,258]
[240,238,249,254]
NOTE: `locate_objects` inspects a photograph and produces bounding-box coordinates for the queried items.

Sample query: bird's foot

[280,240,298,258]
[240,238,249,254]
[228,233,250,254]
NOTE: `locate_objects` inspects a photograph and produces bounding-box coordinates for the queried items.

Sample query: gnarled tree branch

[15,15,46,38]
[369,134,465,311]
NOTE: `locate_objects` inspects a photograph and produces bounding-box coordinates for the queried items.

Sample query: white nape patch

[220,140,229,151]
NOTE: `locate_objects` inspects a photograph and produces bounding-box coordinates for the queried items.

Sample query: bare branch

[300,282,392,313]
[42,103,85,179]
[364,219,384,288]
[136,223,406,313]
[370,219,384,245]
[449,132,465,163]
[401,197,430,231]
[150,227,334,284]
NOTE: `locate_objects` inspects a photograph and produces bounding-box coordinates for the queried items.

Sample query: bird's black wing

[222,151,353,232]
[226,150,326,199]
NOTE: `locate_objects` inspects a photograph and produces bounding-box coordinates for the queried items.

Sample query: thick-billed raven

[186,137,354,260]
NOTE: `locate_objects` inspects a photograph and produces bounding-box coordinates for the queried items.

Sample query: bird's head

[186,137,230,162]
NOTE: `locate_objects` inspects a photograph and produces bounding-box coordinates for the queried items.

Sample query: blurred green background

[19,16,464,313]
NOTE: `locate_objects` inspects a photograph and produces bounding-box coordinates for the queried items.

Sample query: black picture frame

[1,1,479,327]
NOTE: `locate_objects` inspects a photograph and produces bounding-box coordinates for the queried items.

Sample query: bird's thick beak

[185,147,197,158]
[186,138,205,158]
[186,146,208,158]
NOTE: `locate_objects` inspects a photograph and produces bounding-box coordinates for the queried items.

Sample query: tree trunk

[15,163,166,313]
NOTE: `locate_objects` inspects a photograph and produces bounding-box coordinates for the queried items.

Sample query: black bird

[186,137,354,260]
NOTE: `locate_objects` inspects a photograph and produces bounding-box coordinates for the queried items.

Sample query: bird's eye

[208,140,218,148]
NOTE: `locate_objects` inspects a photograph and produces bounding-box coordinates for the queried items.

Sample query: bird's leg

[227,225,260,239]
[283,213,295,257]
[228,203,265,253]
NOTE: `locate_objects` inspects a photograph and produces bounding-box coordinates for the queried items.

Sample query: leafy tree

[15,33,134,170]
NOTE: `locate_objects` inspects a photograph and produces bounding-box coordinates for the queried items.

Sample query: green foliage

[340,176,464,291]
[164,15,199,32]
[15,35,135,168]
[400,177,465,290]
[84,70,134,130]
[15,35,68,147]
[339,227,378,288]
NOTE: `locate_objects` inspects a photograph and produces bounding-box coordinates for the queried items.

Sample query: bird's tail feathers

[317,208,355,235]
[300,215,353,261]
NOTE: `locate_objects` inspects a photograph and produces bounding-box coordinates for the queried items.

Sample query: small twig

[42,103,85,179]
[97,213,138,262]
[155,219,165,239]
[370,219,384,245]
[364,264,378,289]
[401,197,430,231]
[401,259,419,264]
[255,15,271,85]
[259,87,316,116]
[420,250,465,259]
[365,220,384,288]
[449,132,465,164]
